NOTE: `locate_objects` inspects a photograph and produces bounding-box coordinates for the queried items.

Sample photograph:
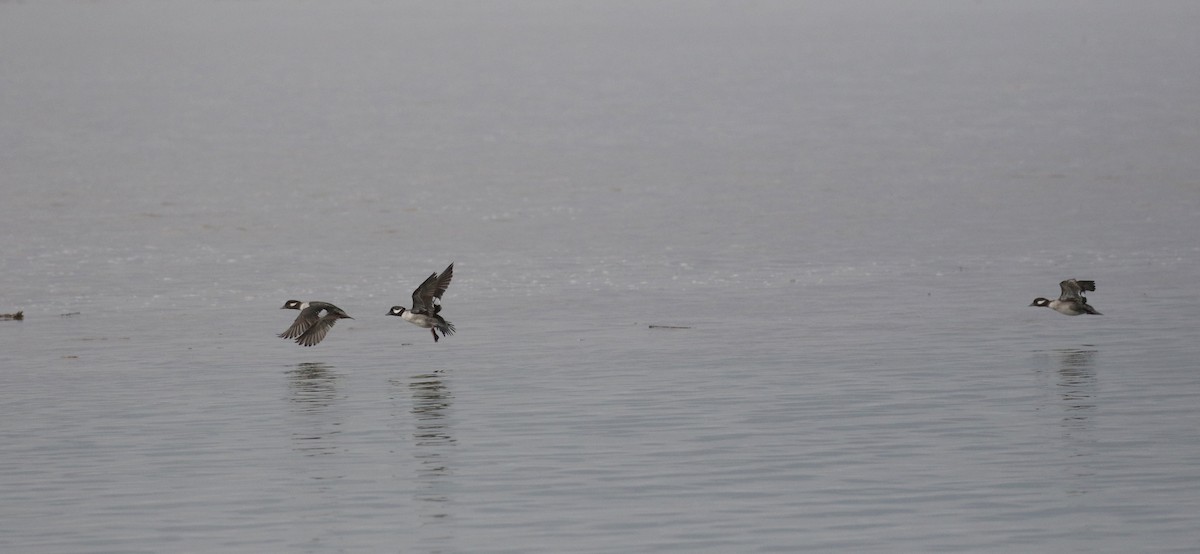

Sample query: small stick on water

[648,324,691,329]
[0,310,23,320]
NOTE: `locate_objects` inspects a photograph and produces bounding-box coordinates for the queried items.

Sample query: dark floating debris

[1,310,23,320]
[648,324,691,329]
[60,312,81,317]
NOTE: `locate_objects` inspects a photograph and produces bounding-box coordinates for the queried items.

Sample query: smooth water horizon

[3,1,1200,552]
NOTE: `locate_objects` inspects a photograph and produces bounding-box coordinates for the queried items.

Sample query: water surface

[2,1,1199,552]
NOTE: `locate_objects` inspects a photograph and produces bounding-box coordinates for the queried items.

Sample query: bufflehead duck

[1030,279,1102,316]
[387,263,455,342]
[279,300,354,346]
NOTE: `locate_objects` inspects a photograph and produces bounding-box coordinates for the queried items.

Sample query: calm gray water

[3,1,1200,552]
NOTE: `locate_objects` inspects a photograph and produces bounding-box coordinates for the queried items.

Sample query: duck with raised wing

[387,263,456,342]
[1030,279,1102,316]
[279,300,354,346]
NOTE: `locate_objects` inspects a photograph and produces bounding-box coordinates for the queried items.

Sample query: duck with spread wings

[1030,279,1102,316]
[387,263,456,342]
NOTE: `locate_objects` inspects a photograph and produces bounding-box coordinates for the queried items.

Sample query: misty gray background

[2,1,1199,552]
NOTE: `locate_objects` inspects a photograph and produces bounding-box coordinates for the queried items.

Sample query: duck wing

[279,305,322,339]
[1058,279,1096,301]
[295,314,339,347]
[411,263,454,314]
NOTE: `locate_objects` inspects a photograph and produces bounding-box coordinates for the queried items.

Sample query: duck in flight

[279,300,354,346]
[1030,279,1102,316]
[388,263,456,342]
